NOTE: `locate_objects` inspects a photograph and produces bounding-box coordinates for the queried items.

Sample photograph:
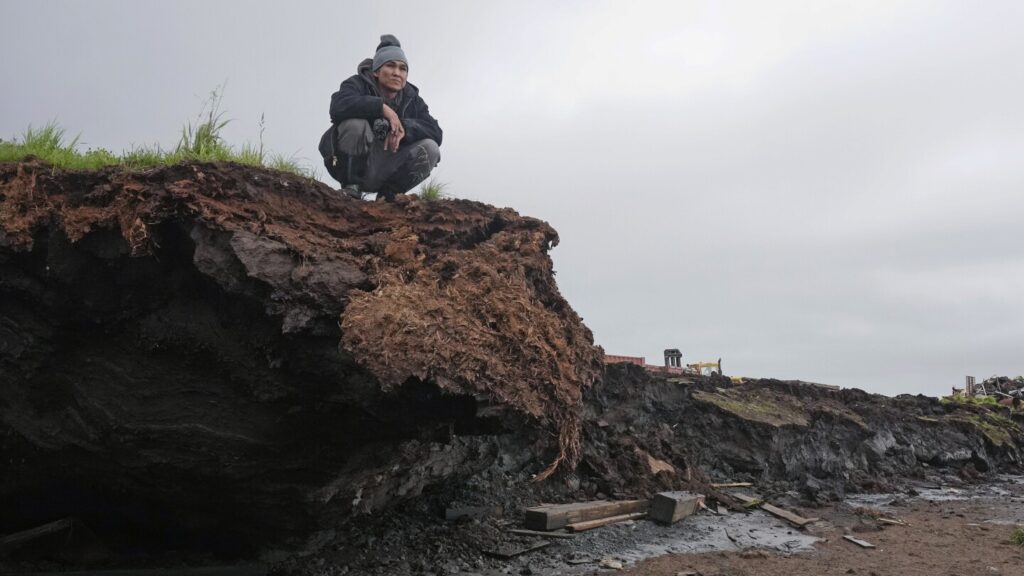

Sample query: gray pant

[334,118,440,195]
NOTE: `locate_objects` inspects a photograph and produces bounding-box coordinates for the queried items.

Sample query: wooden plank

[730,493,817,527]
[0,518,76,555]
[649,492,704,525]
[711,482,753,488]
[483,540,550,559]
[524,500,648,531]
[760,503,818,527]
[878,517,909,526]
[843,535,876,549]
[566,511,647,532]
[508,529,576,539]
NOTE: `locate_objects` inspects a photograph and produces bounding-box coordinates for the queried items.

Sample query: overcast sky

[3,1,1023,396]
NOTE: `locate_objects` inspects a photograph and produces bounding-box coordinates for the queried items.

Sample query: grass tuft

[0,88,315,178]
[1013,526,1024,546]
[418,178,449,201]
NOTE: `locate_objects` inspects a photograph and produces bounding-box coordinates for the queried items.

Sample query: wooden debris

[698,500,718,515]
[483,540,551,559]
[878,517,909,526]
[711,482,753,488]
[645,453,676,475]
[0,518,76,555]
[508,529,576,539]
[843,535,876,549]
[567,511,647,532]
[524,499,649,531]
[760,503,819,527]
[445,505,501,521]
[732,493,819,528]
[650,491,705,525]
[599,557,624,570]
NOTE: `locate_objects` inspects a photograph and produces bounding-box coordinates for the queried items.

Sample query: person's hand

[382,104,404,152]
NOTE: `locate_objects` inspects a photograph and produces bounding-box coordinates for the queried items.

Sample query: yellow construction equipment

[686,358,722,377]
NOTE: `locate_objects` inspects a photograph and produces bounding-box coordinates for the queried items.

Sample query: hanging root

[533,417,581,482]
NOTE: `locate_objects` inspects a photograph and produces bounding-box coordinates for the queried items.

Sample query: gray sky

[3,1,1023,396]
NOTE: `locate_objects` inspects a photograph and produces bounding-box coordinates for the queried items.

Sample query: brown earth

[626,488,1024,576]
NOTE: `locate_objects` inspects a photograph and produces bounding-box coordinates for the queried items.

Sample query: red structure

[603,352,686,375]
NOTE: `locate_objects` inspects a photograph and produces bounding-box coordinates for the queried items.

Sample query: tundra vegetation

[0,89,314,178]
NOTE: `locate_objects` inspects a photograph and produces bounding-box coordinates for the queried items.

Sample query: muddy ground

[628,476,1024,576]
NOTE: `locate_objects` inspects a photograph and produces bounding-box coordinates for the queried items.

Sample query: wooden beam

[566,511,647,532]
[524,499,649,531]
[0,518,75,555]
[711,482,753,488]
[649,492,704,525]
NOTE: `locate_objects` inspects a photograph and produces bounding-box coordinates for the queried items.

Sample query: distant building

[602,350,686,375]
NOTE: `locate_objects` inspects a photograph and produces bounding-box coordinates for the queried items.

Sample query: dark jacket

[328,58,443,146]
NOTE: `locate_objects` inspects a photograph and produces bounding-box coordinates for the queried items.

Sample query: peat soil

[0,159,600,558]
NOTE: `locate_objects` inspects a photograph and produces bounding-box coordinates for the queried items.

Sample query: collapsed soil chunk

[0,159,601,553]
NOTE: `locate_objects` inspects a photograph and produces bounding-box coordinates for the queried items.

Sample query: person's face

[374,61,408,93]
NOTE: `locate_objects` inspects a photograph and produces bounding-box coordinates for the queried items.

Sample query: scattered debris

[649,491,705,525]
[843,535,877,549]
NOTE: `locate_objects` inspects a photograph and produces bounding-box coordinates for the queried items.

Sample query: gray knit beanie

[372,34,408,71]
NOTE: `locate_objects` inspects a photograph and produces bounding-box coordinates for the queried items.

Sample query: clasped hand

[382,105,405,152]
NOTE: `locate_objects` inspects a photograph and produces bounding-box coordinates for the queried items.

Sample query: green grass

[941,395,1000,407]
[0,89,316,178]
[1012,526,1024,546]
[418,178,450,201]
